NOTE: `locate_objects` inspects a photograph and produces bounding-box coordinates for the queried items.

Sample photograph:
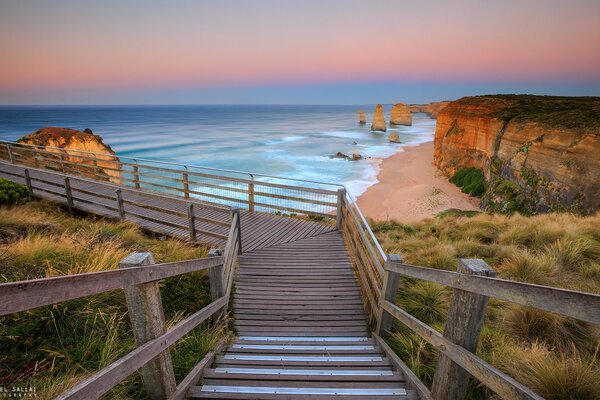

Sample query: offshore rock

[390,102,412,126]
[371,104,386,132]
[358,110,366,125]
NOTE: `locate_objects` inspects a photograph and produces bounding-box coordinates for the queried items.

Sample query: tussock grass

[373,210,600,399]
[0,200,217,399]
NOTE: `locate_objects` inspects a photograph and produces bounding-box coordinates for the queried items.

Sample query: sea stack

[388,132,400,143]
[358,110,366,125]
[371,104,386,132]
[390,102,412,126]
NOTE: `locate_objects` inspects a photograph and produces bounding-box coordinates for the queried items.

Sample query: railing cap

[387,253,402,263]
[459,258,496,277]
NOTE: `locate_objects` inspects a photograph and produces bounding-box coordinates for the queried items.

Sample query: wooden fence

[375,256,600,400]
[0,141,342,218]
[0,209,242,400]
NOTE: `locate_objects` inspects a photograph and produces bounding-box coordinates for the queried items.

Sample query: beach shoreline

[357,141,480,222]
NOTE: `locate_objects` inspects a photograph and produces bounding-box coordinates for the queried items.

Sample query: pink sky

[0,1,599,103]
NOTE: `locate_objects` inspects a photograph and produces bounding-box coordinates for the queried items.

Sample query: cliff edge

[433,95,600,214]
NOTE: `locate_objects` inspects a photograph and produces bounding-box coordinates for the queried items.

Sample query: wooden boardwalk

[0,161,413,399]
[189,230,413,398]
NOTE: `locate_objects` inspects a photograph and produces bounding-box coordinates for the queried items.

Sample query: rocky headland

[389,102,412,126]
[18,127,121,183]
[433,95,600,214]
[371,104,386,132]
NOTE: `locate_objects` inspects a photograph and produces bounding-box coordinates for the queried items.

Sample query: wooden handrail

[386,261,600,325]
[0,256,224,316]
[381,301,543,400]
[378,256,600,400]
[56,296,228,400]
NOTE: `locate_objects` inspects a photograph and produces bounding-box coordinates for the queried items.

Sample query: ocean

[0,105,435,197]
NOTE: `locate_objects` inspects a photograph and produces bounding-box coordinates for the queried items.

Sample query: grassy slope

[372,211,600,400]
[0,200,224,399]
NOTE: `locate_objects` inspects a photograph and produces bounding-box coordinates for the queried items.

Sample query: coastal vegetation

[449,167,486,197]
[372,211,600,399]
[0,178,29,205]
[0,198,223,399]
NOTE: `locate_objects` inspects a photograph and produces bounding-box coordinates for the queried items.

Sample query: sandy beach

[357,141,480,222]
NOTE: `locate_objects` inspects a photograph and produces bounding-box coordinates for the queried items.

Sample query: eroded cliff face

[434,95,600,214]
[409,101,451,118]
[18,127,122,183]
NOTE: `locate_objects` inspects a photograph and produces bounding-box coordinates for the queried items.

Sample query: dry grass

[0,200,216,399]
[372,210,600,399]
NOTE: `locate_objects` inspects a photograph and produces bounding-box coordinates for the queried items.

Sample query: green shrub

[450,168,486,197]
[0,178,29,205]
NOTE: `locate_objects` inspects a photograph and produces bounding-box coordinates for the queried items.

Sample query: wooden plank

[382,301,543,400]
[169,340,227,400]
[56,297,227,400]
[373,334,432,400]
[0,257,223,316]
[386,261,600,325]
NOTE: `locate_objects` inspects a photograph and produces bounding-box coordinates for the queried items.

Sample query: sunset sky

[1,0,599,105]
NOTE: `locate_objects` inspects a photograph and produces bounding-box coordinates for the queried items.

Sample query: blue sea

[0,105,435,197]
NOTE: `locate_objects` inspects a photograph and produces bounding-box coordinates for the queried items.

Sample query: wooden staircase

[189,231,413,399]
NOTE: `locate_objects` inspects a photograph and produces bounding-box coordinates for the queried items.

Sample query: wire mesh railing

[0,141,342,218]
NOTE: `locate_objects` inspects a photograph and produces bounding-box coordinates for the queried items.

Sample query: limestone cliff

[409,101,451,118]
[433,95,600,214]
[371,104,386,132]
[18,127,121,183]
[389,103,412,126]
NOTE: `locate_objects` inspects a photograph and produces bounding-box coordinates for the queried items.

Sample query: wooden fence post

[59,153,66,173]
[248,174,255,212]
[187,203,196,241]
[376,254,402,336]
[431,258,496,400]
[7,144,14,164]
[119,253,176,399]
[64,177,74,215]
[336,188,345,230]
[183,171,190,199]
[115,189,125,220]
[133,164,140,189]
[231,207,242,254]
[24,169,33,198]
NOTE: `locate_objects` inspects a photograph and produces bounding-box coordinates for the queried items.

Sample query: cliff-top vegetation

[456,94,600,131]
[372,210,600,400]
[0,199,224,399]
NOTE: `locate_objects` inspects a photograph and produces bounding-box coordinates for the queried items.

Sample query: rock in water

[18,127,121,184]
[389,132,400,143]
[390,102,412,126]
[371,104,386,132]
[358,110,366,125]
